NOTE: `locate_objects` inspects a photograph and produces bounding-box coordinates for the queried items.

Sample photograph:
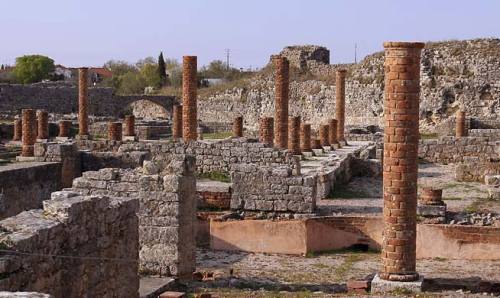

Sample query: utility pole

[225,49,230,70]
[354,43,357,64]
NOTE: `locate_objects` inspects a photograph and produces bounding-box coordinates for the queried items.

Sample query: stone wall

[197,39,499,133]
[116,138,294,174]
[456,161,500,182]
[69,155,196,277]
[230,162,316,213]
[0,162,61,220]
[418,136,499,164]
[0,191,139,297]
[34,143,82,188]
[0,83,175,119]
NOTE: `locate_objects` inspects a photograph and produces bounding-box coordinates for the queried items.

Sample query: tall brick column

[124,115,135,136]
[37,110,49,139]
[21,109,36,157]
[288,116,301,155]
[336,69,347,142]
[259,117,274,146]
[58,120,71,137]
[108,122,123,141]
[274,56,289,149]
[13,118,22,141]
[182,56,198,141]
[233,116,243,137]
[78,67,89,136]
[380,41,424,282]
[300,123,312,152]
[328,119,338,146]
[455,110,467,138]
[319,124,330,147]
[172,104,183,139]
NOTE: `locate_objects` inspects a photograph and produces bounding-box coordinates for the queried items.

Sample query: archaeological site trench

[0,40,499,297]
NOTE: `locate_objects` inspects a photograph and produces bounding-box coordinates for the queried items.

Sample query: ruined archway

[124,99,170,119]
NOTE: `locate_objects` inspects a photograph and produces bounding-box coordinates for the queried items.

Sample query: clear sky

[1,0,499,69]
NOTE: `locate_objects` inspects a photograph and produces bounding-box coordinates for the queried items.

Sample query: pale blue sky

[1,0,499,69]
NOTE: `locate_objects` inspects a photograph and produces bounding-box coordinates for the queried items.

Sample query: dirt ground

[318,163,499,215]
[186,248,500,297]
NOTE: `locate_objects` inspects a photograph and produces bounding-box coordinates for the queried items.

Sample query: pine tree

[158,52,167,85]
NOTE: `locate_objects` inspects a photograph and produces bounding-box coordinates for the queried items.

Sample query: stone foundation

[0,191,139,297]
[69,155,196,277]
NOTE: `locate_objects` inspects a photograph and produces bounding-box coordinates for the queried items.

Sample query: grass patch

[420,133,438,140]
[433,257,447,262]
[464,200,481,213]
[197,171,231,183]
[202,131,232,139]
[333,254,362,281]
[443,197,462,201]
[327,184,371,199]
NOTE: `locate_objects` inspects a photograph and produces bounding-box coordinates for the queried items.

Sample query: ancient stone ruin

[0,39,499,297]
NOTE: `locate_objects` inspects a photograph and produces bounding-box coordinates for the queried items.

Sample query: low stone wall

[117,138,294,174]
[418,136,499,164]
[69,155,196,277]
[468,128,500,138]
[0,192,139,297]
[200,122,232,133]
[210,216,500,260]
[456,161,500,182]
[230,162,317,213]
[0,162,61,220]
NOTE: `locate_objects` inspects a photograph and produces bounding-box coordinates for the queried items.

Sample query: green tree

[14,55,55,84]
[141,63,162,88]
[158,52,167,84]
[118,72,146,94]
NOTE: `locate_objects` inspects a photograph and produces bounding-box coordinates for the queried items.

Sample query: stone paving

[188,248,500,297]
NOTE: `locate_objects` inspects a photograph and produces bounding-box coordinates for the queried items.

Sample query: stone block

[371,274,423,294]
[417,204,446,217]
[159,291,186,298]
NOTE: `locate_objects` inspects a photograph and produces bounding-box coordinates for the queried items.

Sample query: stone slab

[139,277,176,298]
[123,136,138,141]
[417,204,446,217]
[301,151,313,158]
[371,274,423,294]
[312,149,324,156]
[15,156,37,162]
[55,137,70,142]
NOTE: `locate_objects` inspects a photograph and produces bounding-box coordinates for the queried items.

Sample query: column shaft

[300,124,312,152]
[380,41,424,282]
[182,56,198,141]
[172,105,183,139]
[288,116,301,155]
[21,109,36,157]
[259,117,274,146]
[274,56,289,149]
[78,68,89,136]
[37,110,49,139]
[336,69,347,142]
[233,116,243,137]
